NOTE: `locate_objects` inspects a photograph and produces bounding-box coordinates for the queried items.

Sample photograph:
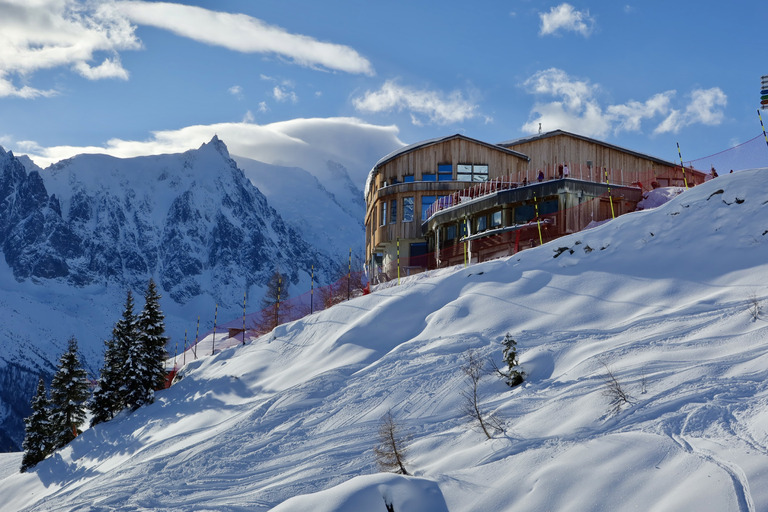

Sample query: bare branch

[461,349,504,439]
[602,363,634,416]
[373,410,409,475]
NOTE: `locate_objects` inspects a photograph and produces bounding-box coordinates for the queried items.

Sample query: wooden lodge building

[364,130,705,281]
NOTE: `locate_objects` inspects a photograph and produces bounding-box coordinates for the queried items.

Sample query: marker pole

[676,142,689,189]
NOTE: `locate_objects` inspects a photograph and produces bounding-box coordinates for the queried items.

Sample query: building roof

[498,129,680,169]
[364,134,529,196]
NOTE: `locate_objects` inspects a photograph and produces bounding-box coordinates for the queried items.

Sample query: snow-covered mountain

[1,169,767,511]
[0,138,348,450]
[234,155,364,261]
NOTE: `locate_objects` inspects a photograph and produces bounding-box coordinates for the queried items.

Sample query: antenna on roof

[538,123,542,135]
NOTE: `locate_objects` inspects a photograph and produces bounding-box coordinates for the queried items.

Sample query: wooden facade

[365,130,706,279]
[364,134,529,274]
[498,130,707,189]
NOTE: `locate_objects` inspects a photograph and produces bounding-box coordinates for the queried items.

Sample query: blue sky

[1,0,767,184]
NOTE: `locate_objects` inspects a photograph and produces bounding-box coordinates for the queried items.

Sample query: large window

[491,210,502,228]
[457,164,489,182]
[514,204,535,224]
[403,197,414,222]
[389,199,397,224]
[438,164,453,181]
[421,195,436,220]
[476,215,487,232]
[445,224,457,241]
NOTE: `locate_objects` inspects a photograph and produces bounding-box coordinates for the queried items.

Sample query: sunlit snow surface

[2,170,768,511]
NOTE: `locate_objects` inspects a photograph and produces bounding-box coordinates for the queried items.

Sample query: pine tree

[20,377,53,472]
[125,279,169,410]
[256,269,291,333]
[49,337,90,450]
[90,289,137,426]
[501,333,524,387]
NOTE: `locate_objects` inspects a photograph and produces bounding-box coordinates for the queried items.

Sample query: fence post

[211,303,217,356]
[193,316,199,359]
[397,238,401,285]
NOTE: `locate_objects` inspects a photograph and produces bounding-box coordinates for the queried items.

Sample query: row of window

[378,195,558,229]
[385,164,489,185]
[379,195,439,226]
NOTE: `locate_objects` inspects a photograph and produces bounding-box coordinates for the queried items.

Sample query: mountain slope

[1,169,768,511]
[234,156,364,261]
[0,138,341,451]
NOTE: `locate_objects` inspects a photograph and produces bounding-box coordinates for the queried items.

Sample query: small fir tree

[501,333,525,387]
[20,377,53,472]
[125,279,169,410]
[49,337,90,450]
[90,289,137,425]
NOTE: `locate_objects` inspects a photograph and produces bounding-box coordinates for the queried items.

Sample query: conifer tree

[125,279,169,410]
[49,337,90,450]
[256,269,292,333]
[501,333,525,387]
[20,377,53,472]
[90,289,137,426]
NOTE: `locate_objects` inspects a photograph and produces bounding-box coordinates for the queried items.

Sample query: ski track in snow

[3,170,768,511]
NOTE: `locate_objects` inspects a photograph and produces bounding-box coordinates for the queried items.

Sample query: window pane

[457,173,472,182]
[514,204,535,223]
[403,197,414,222]
[403,175,415,183]
[422,173,436,182]
[438,164,452,181]
[381,202,387,226]
[477,216,487,232]
[390,199,397,223]
[421,195,436,220]
[491,211,502,227]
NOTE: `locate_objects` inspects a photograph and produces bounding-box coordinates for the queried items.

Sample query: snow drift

[1,169,767,511]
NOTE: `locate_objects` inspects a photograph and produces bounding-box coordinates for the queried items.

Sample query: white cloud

[0,0,373,98]
[0,0,140,96]
[116,1,374,75]
[16,117,404,188]
[258,101,269,113]
[539,3,595,37]
[228,85,244,98]
[352,80,480,126]
[654,88,727,134]
[73,57,130,80]
[521,68,727,138]
[273,85,298,103]
[607,92,675,133]
[242,110,254,123]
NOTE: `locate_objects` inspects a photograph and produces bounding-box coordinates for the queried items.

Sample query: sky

[1,0,767,177]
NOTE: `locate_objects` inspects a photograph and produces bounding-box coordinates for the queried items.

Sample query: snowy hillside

[2,169,768,511]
